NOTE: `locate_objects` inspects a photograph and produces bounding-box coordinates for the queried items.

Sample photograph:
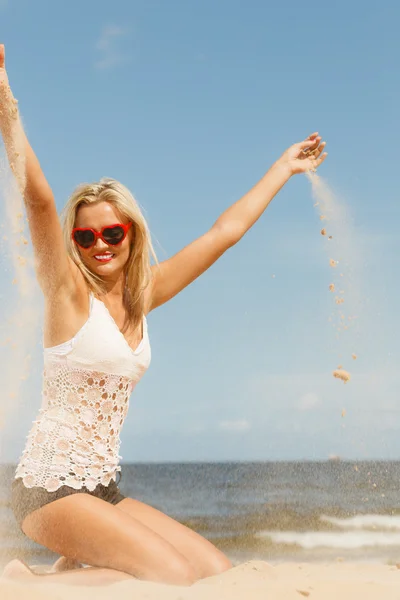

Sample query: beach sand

[1,560,400,599]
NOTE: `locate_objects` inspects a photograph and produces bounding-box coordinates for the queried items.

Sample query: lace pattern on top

[15,293,150,492]
[15,363,139,492]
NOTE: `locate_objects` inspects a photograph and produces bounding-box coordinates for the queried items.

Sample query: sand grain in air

[333,369,351,383]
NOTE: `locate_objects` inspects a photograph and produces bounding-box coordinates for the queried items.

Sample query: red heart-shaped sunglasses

[72,222,133,249]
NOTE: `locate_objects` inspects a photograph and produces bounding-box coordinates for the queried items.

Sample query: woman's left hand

[278,132,328,176]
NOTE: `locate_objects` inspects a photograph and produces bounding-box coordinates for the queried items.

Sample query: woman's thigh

[21,493,197,586]
[116,497,232,578]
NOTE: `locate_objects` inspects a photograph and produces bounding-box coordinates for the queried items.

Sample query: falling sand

[333,369,351,384]
[0,79,42,573]
[0,85,41,447]
[306,172,363,387]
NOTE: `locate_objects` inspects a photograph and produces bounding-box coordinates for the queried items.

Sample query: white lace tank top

[14,291,151,492]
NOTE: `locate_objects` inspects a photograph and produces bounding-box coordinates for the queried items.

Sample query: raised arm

[148,133,327,311]
[0,44,78,296]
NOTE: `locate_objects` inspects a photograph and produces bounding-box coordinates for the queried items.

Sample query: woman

[0,44,327,587]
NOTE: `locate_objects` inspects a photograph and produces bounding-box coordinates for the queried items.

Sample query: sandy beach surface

[1,560,400,599]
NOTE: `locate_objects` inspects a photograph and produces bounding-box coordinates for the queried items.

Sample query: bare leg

[2,555,84,576]
[16,493,198,586]
[42,497,232,581]
[116,497,232,579]
[49,556,83,572]
[2,558,134,587]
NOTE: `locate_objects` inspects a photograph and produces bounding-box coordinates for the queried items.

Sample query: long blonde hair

[61,178,157,334]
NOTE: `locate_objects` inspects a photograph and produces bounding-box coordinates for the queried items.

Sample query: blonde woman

[0,44,327,587]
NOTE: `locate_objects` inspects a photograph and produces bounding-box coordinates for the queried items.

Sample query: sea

[1,461,400,570]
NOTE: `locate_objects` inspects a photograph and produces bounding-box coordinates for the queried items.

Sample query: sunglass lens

[103,226,125,245]
[74,230,95,248]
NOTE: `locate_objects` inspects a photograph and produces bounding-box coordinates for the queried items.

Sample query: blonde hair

[61,178,157,335]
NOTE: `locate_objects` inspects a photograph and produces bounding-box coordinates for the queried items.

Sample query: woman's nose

[94,237,109,250]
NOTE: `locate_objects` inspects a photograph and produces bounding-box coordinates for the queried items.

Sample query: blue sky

[0,0,399,462]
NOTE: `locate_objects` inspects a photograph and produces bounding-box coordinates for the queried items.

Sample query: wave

[321,514,400,532]
[256,513,400,550]
[256,530,400,550]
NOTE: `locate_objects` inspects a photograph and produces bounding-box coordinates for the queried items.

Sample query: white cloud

[218,419,251,432]
[94,25,129,70]
[298,392,320,411]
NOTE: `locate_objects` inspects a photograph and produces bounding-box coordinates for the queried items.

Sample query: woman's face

[73,201,133,279]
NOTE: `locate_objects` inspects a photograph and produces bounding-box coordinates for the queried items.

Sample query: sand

[1,561,400,599]
[332,369,351,383]
[0,70,41,428]
[307,172,362,385]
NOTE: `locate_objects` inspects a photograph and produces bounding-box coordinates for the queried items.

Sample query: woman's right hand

[0,44,10,90]
[0,44,18,127]
[0,43,13,117]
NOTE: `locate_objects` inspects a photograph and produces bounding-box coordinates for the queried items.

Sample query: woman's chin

[90,257,127,277]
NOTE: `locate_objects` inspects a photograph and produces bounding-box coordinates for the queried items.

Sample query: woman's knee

[156,555,198,586]
[202,553,232,579]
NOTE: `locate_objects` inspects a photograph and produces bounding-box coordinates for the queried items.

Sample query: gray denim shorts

[11,471,126,532]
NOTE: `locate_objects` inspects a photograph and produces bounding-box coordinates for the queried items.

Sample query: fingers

[309,151,328,172]
[291,132,327,173]
[298,139,316,150]
[305,132,319,148]
[316,141,327,158]
[0,44,4,69]
[310,140,326,159]
[303,140,327,163]
[314,152,328,167]
[298,135,321,151]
